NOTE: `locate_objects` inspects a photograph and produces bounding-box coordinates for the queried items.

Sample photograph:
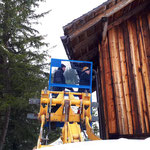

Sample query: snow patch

[37,138,149,150]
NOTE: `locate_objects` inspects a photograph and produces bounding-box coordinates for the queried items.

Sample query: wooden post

[127,20,146,133]
[136,16,150,132]
[98,43,109,139]
[140,14,150,60]
[96,67,107,139]
[108,27,128,134]
[147,12,150,69]
[147,13,150,31]
[101,38,117,134]
[117,25,133,134]
[147,12,150,67]
[122,21,141,134]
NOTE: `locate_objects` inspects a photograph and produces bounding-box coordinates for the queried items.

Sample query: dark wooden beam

[72,33,99,50]
[108,0,150,30]
[102,17,108,42]
[70,21,103,50]
[78,47,98,61]
[70,0,135,40]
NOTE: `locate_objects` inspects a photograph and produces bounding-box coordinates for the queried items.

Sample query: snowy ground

[37,138,149,150]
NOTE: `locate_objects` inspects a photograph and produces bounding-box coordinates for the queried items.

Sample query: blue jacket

[53,68,65,91]
[78,71,90,93]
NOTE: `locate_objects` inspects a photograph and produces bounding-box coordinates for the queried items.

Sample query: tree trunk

[0,43,11,150]
[0,107,11,150]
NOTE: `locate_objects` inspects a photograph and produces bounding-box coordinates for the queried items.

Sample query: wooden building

[61,0,150,139]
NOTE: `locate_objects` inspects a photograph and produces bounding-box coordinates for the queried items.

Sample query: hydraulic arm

[36,90,100,149]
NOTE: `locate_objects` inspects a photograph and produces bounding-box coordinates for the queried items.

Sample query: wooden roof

[61,0,150,68]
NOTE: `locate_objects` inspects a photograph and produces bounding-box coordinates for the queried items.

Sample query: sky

[35,0,107,60]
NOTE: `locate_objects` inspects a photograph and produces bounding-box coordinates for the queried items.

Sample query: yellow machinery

[36,90,101,149]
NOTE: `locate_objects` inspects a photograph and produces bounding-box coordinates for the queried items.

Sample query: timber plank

[102,38,117,134]
[140,14,150,57]
[108,27,128,134]
[98,43,109,139]
[122,21,141,134]
[147,13,150,33]
[108,0,150,30]
[137,15,150,133]
[127,19,146,133]
[117,25,133,134]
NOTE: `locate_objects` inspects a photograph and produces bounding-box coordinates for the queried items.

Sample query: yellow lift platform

[35,90,101,149]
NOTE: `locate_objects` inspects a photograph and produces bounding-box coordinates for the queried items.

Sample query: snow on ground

[38,138,149,150]
[50,138,62,145]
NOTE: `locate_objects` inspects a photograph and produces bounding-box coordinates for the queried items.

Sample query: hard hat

[82,66,89,72]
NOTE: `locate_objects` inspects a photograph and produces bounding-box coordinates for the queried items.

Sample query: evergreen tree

[0,0,51,149]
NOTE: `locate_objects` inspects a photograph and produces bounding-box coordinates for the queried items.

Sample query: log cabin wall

[99,10,150,139]
[62,0,150,140]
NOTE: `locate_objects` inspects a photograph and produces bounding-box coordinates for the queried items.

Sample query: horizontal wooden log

[108,0,150,30]
[78,47,98,61]
[69,0,136,39]
[71,32,99,49]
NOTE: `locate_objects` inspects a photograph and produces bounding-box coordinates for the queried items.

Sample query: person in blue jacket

[51,64,66,129]
[53,64,66,92]
[78,66,90,93]
[52,64,74,97]
[51,64,73,129]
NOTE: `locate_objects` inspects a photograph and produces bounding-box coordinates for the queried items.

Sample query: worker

[78,66,90,93]
[53,64,66,93]
[53,64,74,98]
[51,64,74,129]
[51,64,66,129]
[77,66,90,113]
